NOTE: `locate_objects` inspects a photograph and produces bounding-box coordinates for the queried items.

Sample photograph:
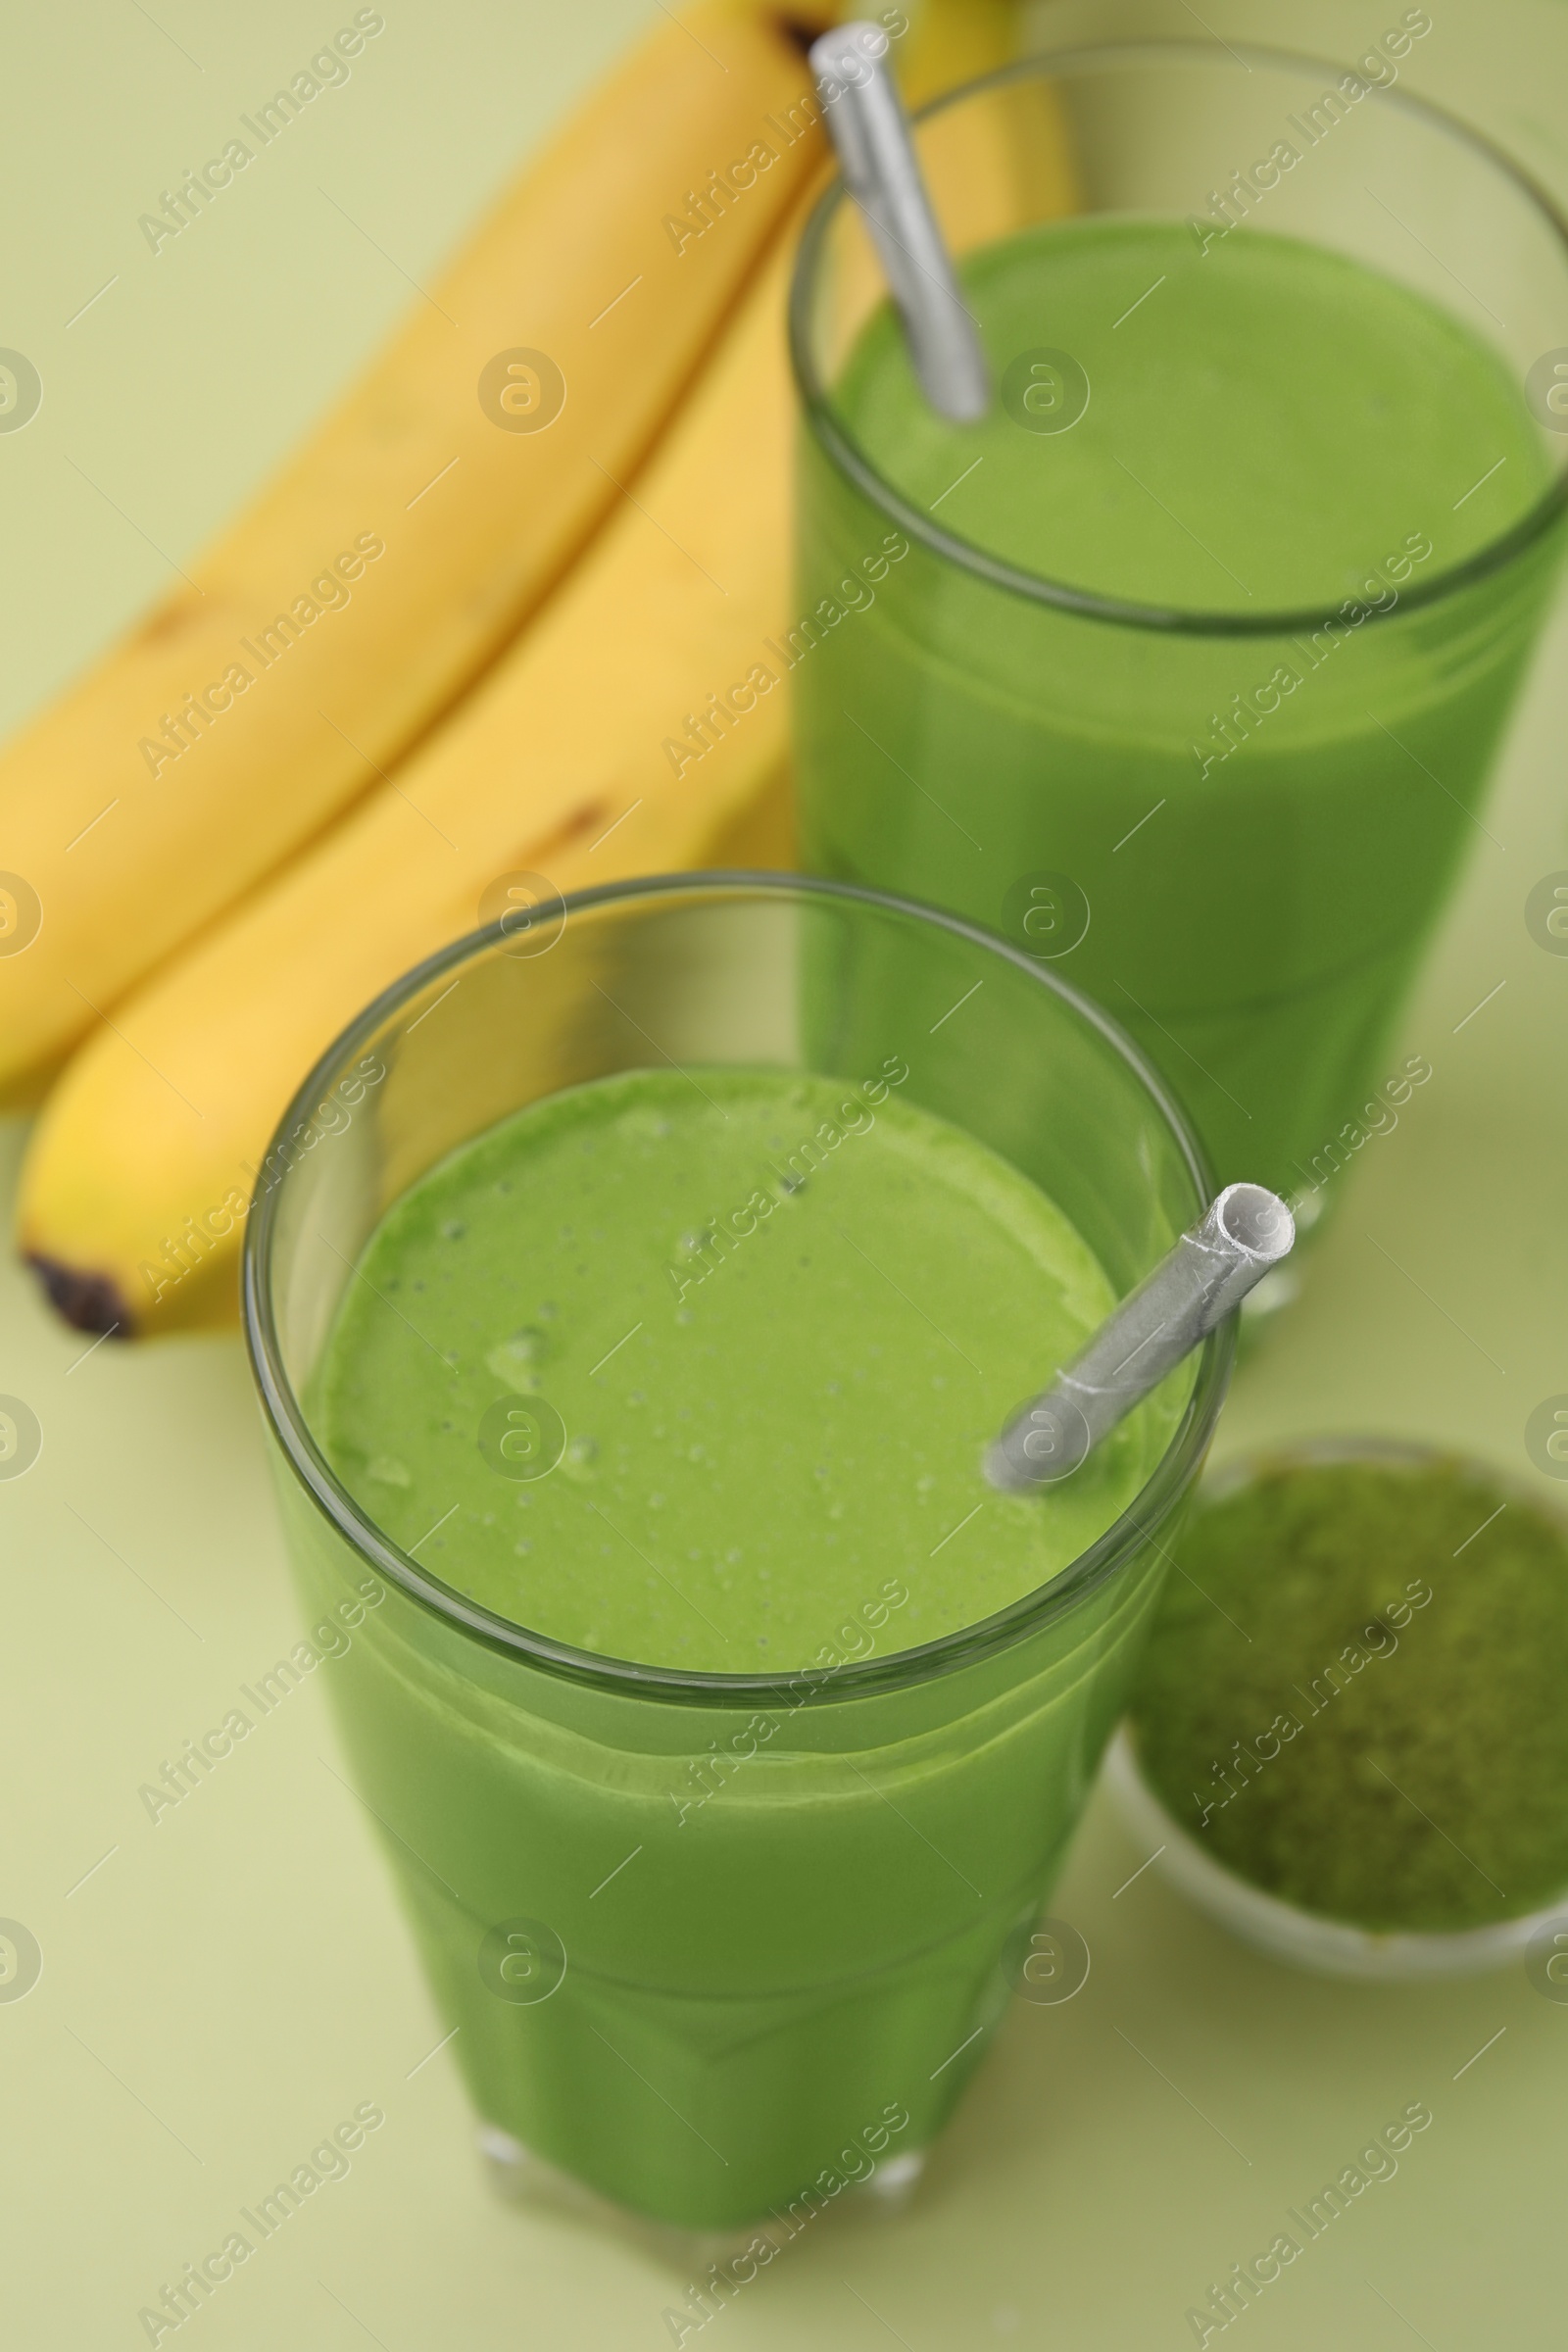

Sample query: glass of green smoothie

[243,874,1229,2247]
[791,39,1568,1205]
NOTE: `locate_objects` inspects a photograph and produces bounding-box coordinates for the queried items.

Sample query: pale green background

[3,2,1568,2345]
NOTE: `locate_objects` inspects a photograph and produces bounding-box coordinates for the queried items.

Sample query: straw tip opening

[1214,1182,1296,1265]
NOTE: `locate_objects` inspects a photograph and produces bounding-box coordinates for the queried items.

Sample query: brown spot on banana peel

[129,591,211,653]
[28,1245,242,1340]
[528,799,610,861]
[26,1255,131,1338]
[776,12,836,53]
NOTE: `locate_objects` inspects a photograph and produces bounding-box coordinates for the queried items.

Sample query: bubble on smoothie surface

[562,1436,598,1484]
[486,1328,549,1392]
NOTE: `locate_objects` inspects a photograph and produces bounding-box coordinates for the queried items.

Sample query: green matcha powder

[1128,1456,1568,1934]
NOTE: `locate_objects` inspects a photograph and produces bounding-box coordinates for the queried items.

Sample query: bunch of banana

[22,233,807,1333]
[0,0,823,1098]
[16,0,1037,1336]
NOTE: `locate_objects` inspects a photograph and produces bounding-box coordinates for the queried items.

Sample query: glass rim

[788,36,1568,639]
[242,869,1232,1709]
[1198,1429,1567,1521]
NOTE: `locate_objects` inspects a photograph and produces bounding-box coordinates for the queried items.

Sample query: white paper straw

[809,22,990,422]
[986,1185,1296,1491]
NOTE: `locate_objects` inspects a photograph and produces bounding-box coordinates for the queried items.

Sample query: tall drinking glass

[791,43,1568,1205]
[243,875,1229,2243]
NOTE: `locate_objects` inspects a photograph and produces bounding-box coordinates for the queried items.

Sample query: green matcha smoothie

[288,1061,1176,2230]
[314,1067,1148,1672]
[795,215,1562,1195]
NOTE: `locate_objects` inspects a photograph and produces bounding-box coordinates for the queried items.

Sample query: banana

[899,0,1024,101]
[0,2,823,1094]
[20,233,809,1335]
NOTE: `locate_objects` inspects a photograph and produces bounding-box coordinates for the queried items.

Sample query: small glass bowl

[1104,1438,1568,1980]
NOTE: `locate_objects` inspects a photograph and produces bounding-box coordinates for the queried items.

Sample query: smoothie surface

[312,1067,1157,1672]
[835,218,1549,612]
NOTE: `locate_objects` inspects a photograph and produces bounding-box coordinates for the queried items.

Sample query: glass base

[477,2122,927,2271]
